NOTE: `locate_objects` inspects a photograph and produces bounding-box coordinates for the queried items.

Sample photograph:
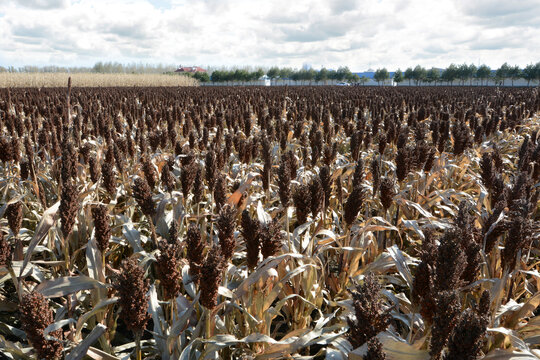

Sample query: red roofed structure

[175,66,207,73]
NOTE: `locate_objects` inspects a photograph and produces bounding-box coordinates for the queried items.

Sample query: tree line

[2,61,540,86]
[204,66,362,84]
[0,62,179,74]
[375,62,540,86]
[206,63,540,86]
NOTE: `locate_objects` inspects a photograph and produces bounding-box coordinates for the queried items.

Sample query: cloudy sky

[0,0,539,71]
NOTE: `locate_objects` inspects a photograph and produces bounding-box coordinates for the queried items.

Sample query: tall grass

[0,72,197,87]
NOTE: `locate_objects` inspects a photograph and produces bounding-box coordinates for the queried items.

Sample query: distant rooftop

[175,66,207,73]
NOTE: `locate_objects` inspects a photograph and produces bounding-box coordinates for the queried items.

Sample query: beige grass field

[0,72,198,87]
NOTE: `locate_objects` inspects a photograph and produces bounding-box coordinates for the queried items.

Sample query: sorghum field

[0,84,539,360]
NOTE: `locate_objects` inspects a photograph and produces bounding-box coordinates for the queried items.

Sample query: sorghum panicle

[169,219,179,245]
[205,150,217,191]
[192,165,204,204]
[216,204,236,260]
[92,204,111,254]
[161,161,175,192]
[61,140,78,183]
[344,186,365,226]
[443,308,487,360]
[435,230,466,292]
[115,258,150,335]
[214,174,228,210]
[347,274,391,348]
[351,159,364,189]
[88,155,100,183]
[241,210,260,270]
[430,290,461,360]
[260,219,283,259]
[132,177,156,217]
[186,223,205,279]
[20,291,63,359]
[319,165,332,210]
[156,240,182,300]
[101,162,116,195]
[480,152,494,189]
[365,337,387,360]
[181,160,197,199]
[293,184,311,225]
[60,180,79,238]
[370,158,380,197]
[278,154,291,208]
[0,231,11,267]
[142,157,157,190]
[5,201,23,237]
[412,232,438,323]
[200,245,224,309]
[395,147,410,182]
[379,177,395,211]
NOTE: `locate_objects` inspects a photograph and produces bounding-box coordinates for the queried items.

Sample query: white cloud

[15,0,69,9]
[0,0,539,70]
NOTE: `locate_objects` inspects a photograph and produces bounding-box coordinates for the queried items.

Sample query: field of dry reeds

[0,73,197,88]
[0,84,539,359]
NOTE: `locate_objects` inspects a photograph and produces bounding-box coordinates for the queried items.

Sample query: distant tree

[507,65,521,86]
[441,64,458,85]
[404,67,414,85]
[337,66,352,82]
[253,68,264,82]
[93,62,105,73]
[359,76,369,86]
[476,64,491,86]
[347,72,360,84]
[536,62,540,86]
[296,69,308,85]
[309,68,318,84]
[458,63,469,85]
[412,65,427,85]
[193,72,210,83]
[393,69,403,85]
[523,64,536,86]
[496,63,511,86]
[315,67,329,84]
[279,68,293,85]
[267,67,280,80]
[291,69,301,84]
[468,64,477,85]
[493,72,503,86]
[210,70,222,83]
[304,68,316,84]
[374,68,389,85]
[232,69,244,84]
[328,69,338,81]
[219,70,230,84]
[426,67,440,85]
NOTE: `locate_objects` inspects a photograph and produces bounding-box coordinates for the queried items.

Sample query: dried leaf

[20,201,60,277]
[36,275,109,298]
[66,324,107,360]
